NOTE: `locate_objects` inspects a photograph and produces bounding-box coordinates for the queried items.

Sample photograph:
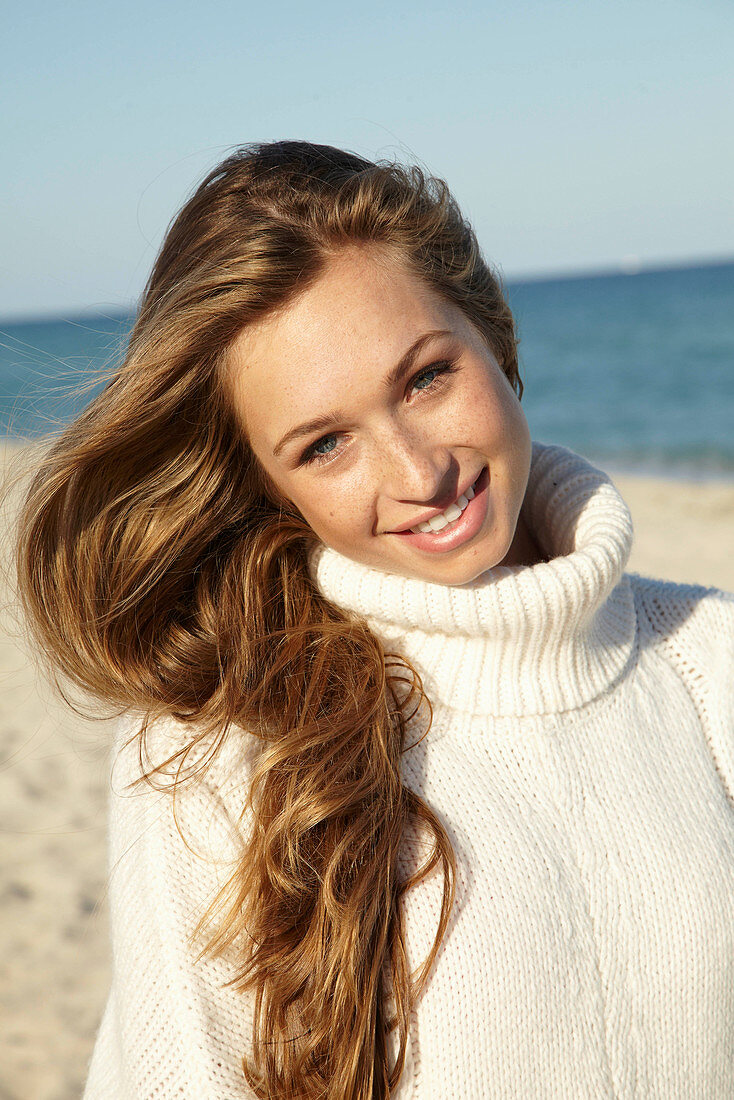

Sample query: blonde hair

[15,140,521,1098]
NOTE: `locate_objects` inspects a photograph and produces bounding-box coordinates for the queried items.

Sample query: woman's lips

[390,466,490,554]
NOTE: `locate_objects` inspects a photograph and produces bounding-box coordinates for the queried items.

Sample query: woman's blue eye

[302,434,340,463]
[313,435,338,455]
[413,368,439,390]
[411,360,457,393]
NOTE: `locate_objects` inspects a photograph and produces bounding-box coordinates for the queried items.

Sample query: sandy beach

[1,441,733,1100]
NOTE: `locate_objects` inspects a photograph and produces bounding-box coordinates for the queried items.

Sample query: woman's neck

[501,508,548,568]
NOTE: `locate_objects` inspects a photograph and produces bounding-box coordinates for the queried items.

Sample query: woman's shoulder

[626,570,734,673]
[113,710,261,780]
[109,711,262,854]
[627,570,734,628]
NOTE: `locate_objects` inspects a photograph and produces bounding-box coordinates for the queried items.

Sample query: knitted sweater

[84,441,734,1099]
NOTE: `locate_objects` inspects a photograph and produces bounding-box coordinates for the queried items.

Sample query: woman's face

[228,246,534,586]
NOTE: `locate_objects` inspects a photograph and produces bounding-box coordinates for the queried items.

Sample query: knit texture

[84,441,734,1098]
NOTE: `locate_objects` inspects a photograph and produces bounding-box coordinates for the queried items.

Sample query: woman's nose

[379,427,455,503]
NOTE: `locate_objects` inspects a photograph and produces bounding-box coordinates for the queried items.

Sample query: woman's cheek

[327,488,373,546]
[327,498,365,543]
[298,484,352,543]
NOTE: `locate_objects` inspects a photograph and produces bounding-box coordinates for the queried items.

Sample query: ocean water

[1,260,732,479]
[0,312,132,440]
[507,259,734,479]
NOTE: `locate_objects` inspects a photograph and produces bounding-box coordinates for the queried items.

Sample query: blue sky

[3,0,733,318]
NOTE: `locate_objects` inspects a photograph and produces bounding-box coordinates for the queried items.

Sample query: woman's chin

[321,518,520,586]
[383,538,517,586]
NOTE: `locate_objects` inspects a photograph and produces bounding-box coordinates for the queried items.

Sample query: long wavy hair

[15,140,521,1099]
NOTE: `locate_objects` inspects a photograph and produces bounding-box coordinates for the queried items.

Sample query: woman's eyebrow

[272,329,452,458]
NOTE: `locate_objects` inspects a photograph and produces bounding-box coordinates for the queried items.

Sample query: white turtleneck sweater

[84,442,734,1099]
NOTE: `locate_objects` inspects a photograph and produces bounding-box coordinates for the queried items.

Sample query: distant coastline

[2,255,734,327]
[504,254,734,289]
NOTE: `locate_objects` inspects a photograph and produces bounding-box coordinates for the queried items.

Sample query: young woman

[16,141,734,1100]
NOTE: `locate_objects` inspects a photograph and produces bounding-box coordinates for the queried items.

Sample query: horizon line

[3,252,733,327]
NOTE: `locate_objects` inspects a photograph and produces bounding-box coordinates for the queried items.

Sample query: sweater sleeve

[631,574,734,806]
[83,714,259,1100]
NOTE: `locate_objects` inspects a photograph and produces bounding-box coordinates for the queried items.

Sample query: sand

[1,441,733,1100]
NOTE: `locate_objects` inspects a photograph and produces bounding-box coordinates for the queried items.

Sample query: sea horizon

[4,253,734,328]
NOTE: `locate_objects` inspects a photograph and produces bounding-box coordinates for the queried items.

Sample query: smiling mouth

[408,478,478,534]
[389,470,483,535]
[388,466,490,552]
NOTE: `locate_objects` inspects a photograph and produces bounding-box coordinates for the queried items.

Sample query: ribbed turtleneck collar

[308,442,637,718]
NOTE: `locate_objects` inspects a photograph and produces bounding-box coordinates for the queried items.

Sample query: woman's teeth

[410,481,476,534]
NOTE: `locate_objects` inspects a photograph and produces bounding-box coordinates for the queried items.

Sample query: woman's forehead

[230,246,459,378]
[225,247,469,452]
